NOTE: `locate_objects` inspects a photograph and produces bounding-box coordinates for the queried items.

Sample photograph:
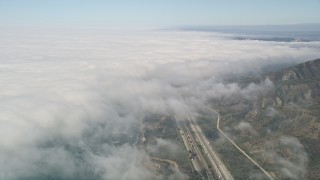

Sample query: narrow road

[150,157,179,171]
[205,106,275,180]
[150,157,188,180]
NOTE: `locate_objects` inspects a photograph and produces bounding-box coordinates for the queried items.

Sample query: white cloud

[266,136,309,179]
[0,28,319,179]
[235,121,258,136]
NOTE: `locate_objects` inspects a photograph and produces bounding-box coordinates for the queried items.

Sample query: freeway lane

[189,117,234,180]
[179,128,202,172]
[176,116,214,180]
[184,124,214,179]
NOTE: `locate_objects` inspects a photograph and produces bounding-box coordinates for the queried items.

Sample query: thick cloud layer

[0,28,319,179]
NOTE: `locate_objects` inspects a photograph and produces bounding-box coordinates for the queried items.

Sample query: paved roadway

[189,117,234,180]
[176,116,214,180]
[184,125,214,179]
[179,129,202,172]
[205,106,275,180]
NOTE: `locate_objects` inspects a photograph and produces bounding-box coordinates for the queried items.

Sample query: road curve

[150,157,188,180]
[205,106,275,180]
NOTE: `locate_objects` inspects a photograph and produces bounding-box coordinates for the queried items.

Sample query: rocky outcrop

[266,58,320,106]
[269,58,320,82]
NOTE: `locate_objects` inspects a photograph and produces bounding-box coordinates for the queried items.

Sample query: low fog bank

[181,24,320,42]
[0,28,319,179]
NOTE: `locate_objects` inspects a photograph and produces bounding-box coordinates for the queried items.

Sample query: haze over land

[0,27,319,179]
[1,0,320,179]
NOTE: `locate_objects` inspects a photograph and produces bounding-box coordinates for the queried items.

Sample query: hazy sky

[1,1,320,179]
[1,0,320,28]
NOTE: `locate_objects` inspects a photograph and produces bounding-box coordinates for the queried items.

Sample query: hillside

[268,58,320,105]
[202,58,320,179]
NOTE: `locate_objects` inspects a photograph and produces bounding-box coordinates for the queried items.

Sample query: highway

[189,117,234,180]
[179,128,202,172]
[205,106,275,180]
[186,125,215,179]
[176,116,215,180]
